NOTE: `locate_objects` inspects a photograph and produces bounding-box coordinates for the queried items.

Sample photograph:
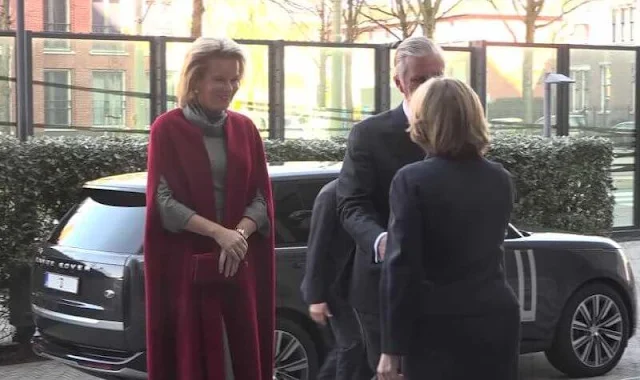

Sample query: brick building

[18,0,153,131]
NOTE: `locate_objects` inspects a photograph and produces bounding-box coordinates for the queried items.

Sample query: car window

[48,189,146,254]
[272,179,330,246]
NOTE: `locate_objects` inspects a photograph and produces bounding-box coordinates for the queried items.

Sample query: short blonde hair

[176,37,246,108]
[408,77,489,158]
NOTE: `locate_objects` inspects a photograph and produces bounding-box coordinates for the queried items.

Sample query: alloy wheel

[570,294,624,368]
[273,329,309,380]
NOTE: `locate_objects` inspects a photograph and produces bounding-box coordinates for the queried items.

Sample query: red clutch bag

[191,252,241,285]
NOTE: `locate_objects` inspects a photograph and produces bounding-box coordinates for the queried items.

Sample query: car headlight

[618,248,633,283]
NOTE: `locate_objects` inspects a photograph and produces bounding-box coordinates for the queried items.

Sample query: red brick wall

[21,0,150,131]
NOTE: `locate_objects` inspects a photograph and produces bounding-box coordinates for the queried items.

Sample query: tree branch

[438,0,464,18]
[534,0,594,29]
[264,0,317,14]
[485,0,519,41]
[365,3,396,17]
[511,0,525,13]
[359,12,403,40]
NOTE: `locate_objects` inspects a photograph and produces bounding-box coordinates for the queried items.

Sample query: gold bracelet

[235,227,248,240]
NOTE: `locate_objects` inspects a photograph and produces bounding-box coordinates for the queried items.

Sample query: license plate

[44,272,79,294]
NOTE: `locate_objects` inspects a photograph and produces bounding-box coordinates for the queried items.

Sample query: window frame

[43,69,72,128]
[43,0,71,52]
[91,70,127,128]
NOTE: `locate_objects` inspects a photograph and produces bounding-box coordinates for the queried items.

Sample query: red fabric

[143,108,275,380]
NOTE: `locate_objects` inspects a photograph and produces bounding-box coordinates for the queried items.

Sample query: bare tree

[485,0,594,123]
[266,0,333,108]
[191,0,205,37]
[488,0,595,43]
[342,0,368,110]
[363,0,463,40]
[265,0,368,123]
[0,0,11,131]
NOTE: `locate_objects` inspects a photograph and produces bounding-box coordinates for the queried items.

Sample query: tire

[275,317,319,380]
[545,282,630,378]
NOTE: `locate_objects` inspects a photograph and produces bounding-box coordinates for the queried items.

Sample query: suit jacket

[380,156,520,355]
[300,179,355,306]
[336,104,424,313]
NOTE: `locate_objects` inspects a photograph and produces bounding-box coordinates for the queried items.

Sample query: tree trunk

[318,51,327,108]
[522,13,536,123]
[330,0,343,131]
[344,51,353,113]
[0,0,11,134]
[317,1,328,108]
[133,0,146,129]
[419,1,437,38]
[191,0,204,38]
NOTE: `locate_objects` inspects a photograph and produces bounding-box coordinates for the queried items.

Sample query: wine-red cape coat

[143,108,275,380]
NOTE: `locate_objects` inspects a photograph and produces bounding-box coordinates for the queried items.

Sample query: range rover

[30,161,636,379]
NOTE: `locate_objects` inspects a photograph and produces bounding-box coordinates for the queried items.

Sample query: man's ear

[393,75,404,94]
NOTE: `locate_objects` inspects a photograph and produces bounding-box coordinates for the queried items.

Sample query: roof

[84,161,343,193]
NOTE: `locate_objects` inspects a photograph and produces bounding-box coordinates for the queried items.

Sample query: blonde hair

[408,77,490,158]
[176,37,246,108]
[394,36,445,78]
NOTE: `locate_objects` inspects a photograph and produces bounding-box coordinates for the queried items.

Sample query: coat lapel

[388,103,425,161]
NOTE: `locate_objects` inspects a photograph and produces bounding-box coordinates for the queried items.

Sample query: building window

[631,7,636,42]
[92,0,124,53]
[44,70,71,128]
[600,63,611,113]
[570,67,589,113]
[92,71,125,127]
[613,6,636,43]
[44,0,70,51]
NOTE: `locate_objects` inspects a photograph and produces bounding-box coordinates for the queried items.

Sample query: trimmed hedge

[0,133,614,278]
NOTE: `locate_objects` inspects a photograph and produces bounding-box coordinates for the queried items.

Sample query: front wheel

[274,317,319,380]
[545,283,630,378]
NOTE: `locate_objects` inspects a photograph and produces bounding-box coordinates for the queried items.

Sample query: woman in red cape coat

[143,37,275,380]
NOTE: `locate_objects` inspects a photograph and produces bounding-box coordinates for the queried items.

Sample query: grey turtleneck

[155,104,270,236]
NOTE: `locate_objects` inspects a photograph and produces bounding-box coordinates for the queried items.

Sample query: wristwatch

[235,228,248,240]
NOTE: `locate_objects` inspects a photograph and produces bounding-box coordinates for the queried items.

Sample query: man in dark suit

[336,36,446,373]
[300,179,372,380]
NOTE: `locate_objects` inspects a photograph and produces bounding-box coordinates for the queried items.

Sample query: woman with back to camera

[143,36,275,380]
[377,77,521,380]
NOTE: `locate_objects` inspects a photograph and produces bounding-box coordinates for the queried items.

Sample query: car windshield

[48,188,146,254]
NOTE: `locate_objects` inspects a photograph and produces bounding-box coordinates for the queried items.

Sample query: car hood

[518,231,621,250]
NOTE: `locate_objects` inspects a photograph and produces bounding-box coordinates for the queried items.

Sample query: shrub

[0,133,615,269]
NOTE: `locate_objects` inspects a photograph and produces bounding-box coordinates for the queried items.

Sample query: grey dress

[154,104,270,380]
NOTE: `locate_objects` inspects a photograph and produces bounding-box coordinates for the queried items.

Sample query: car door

[272,177,332,312]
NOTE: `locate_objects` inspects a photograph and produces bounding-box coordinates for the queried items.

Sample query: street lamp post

[543,73,575,138]
[15,0,27,141]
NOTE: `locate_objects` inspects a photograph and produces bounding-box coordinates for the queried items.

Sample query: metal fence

[0,31,638,233]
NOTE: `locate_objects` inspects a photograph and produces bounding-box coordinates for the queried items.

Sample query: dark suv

[30,161,636,379]
[31,162,341,380]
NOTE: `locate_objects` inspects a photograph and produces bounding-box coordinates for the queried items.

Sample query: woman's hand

[219,249,242,277]
[377,354,403,380]
[212,228,247,262]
